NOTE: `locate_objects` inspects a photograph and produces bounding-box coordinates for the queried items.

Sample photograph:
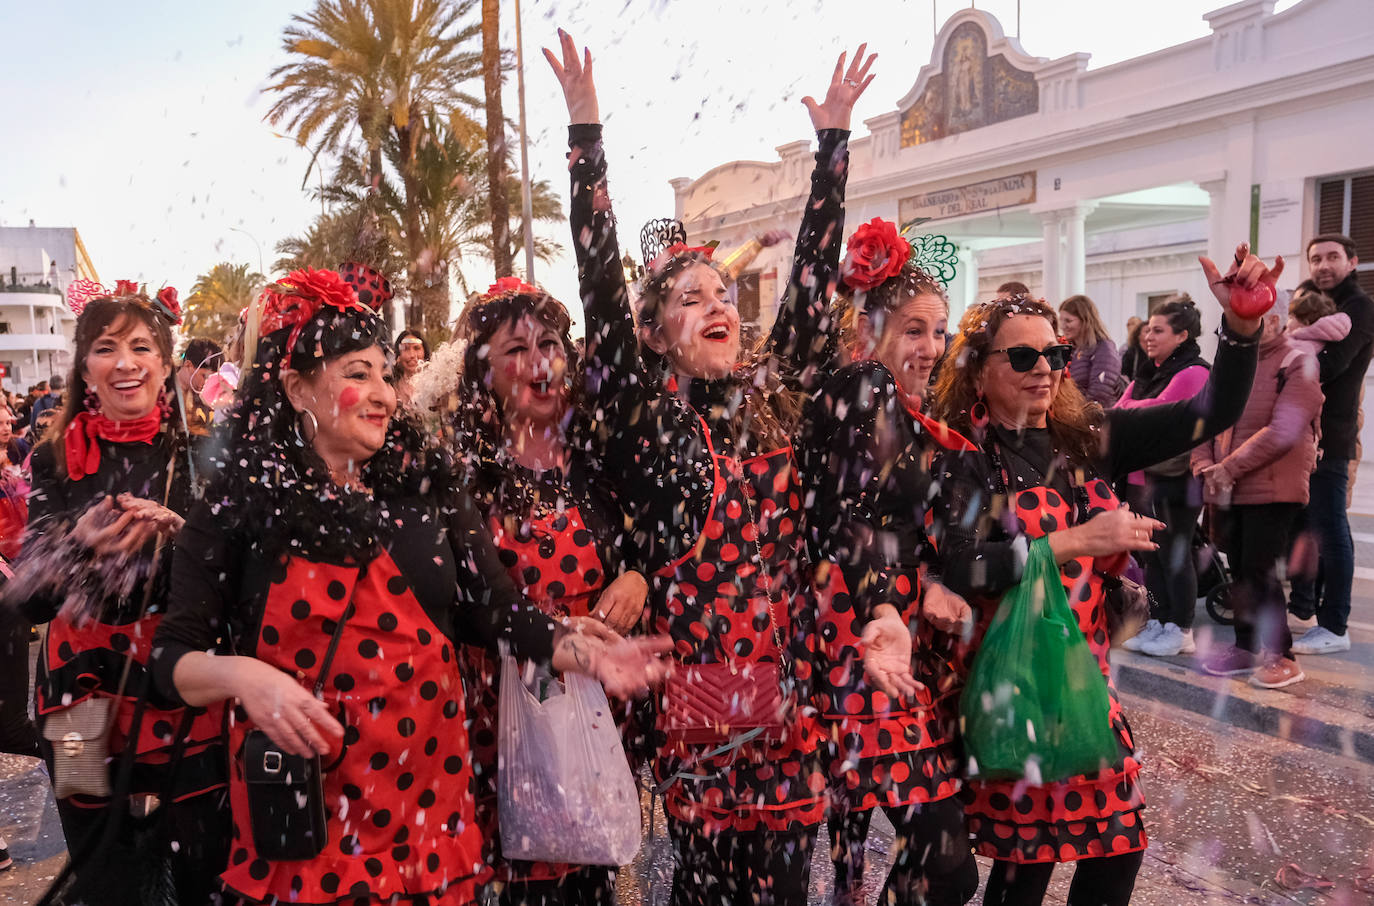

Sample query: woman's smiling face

[82,316,172,421]
[643,263,741,380]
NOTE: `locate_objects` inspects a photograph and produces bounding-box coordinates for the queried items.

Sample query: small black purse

[243,598,354,861]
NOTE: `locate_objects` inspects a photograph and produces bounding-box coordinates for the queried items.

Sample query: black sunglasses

[990,343,1073,372]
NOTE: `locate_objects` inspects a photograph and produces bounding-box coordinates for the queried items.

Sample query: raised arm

[1105,244,1276,476]
[545,30,642,421]
[768,46,875,391]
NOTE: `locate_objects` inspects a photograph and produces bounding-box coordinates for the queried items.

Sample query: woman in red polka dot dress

[153,267,669,906]
[549,30,872,906]
[5,283,227,906]
[798,224,980,906]
[926,245,1280,906]
[449,280,650,905]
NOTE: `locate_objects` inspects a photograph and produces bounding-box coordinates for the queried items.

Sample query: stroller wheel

[1206,584,1235,626]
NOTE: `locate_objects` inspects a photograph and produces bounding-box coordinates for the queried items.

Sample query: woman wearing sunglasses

[925,245,1279,906]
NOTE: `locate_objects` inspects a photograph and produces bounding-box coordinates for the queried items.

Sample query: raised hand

[543,28,599,125]
[1200,241,1285,333]
[802,44,878,132]
[861,605,926,702]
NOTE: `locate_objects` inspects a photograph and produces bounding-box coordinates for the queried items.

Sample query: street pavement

[6,516,1374,904]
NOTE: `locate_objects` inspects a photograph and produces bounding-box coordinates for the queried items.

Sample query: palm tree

[480,0,512,278]
[184,263,265,343]
[265,0,483,330]
[277,113,563,335]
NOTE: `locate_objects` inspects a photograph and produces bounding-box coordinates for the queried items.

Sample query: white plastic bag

[497,656,642,866]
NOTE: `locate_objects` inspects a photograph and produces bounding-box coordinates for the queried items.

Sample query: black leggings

[829,798,978,905]
[668,820,816,906]
[1129,476,1201,628]
[982,851,1144,906]
[0,606,37,757]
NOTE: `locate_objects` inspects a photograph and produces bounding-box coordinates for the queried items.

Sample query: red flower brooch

[841,218,912,291]
[483,276,543,298]
[258,268,367,369]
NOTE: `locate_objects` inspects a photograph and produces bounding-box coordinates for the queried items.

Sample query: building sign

[899,172,1037,223]
[900,21,1039,148]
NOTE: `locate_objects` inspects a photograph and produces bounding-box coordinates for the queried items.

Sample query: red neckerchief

[900,392,977,452]
[65,411,163,480]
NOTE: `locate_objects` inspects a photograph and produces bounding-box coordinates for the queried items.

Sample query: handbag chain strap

[733,470,786,656]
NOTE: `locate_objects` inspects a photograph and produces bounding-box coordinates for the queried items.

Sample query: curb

[1113,655,1374,766]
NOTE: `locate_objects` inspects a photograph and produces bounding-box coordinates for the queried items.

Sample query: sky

[0,0,1300,337]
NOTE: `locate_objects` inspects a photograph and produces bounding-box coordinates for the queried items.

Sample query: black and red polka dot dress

[567,120,851,840]
[156,491,563,905]
[799,361,978,814]
[459,460,627,883]
[649,422,829,834]
[931,428,1146,865]
[19,437,225,807]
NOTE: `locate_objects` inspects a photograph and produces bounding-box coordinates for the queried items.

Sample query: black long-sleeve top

[569,123,848,571]
[152,487,559,706]
[931,324,1260,600]
[799,361,944,622]
[1315,272,1374,459]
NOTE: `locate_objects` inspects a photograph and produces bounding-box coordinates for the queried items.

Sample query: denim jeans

[1289,456,1354,636]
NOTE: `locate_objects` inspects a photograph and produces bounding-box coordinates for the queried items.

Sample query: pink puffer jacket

[1191,332,1322,506]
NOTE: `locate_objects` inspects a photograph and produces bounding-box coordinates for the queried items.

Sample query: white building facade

[673,0,1374,471]
[0,225,97,393]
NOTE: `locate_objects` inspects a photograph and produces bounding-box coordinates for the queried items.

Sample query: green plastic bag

[960,537,1120,783]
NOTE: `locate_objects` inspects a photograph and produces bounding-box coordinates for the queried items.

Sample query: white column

[1062,202,1098,298]
[1198,177,1231,339]
[1039,211,1064,304]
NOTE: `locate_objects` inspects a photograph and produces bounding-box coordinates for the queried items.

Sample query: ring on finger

[844,78,859,87]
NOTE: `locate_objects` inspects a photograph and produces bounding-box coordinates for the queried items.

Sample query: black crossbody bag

[243,596,355,861]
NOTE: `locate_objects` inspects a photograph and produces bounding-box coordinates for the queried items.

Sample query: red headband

[65,279,182,324]
[649,242,716,274]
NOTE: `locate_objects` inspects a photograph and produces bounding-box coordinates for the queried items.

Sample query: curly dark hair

[207,297,452,564]
[930,294,1101,463]
[450,287,588,505]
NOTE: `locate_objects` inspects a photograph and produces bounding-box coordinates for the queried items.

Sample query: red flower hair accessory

[65,279,105,317]
[482,276,543,299]
[112,279,141,296]
[258,268,367,370]
[841,218,912,291]
[153,286,182,324]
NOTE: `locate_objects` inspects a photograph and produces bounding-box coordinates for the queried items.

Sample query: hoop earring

[971,396,989,430]
[156,387,172,420]
[83,386,101,414]
[295,408,319,446]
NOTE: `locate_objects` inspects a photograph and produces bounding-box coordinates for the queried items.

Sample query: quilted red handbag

[661,656,786,746]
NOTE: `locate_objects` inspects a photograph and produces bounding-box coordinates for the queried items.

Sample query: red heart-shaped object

[1229,281,1276,319]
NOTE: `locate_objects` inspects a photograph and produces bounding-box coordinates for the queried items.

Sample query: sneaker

[1122,619,1164,652]
[0,844,11,871]
[1138,623,1195,657]
[1201,644,1256,676]
[1249,658,1306,689]
[1291,626,1352,655]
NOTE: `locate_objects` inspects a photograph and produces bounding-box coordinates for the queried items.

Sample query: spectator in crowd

[1116,295,1210,657]
[0,403,37,762]
[1060,294,1124,406]
[175,337,224,438]
[1120,316,1146,383]
[28,375,63,423]
[1287,284,1351,356]
[1194,311,1322,688]
[1289,234,1374,654]
[996,280,1031,299]
[394,328,430,407]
